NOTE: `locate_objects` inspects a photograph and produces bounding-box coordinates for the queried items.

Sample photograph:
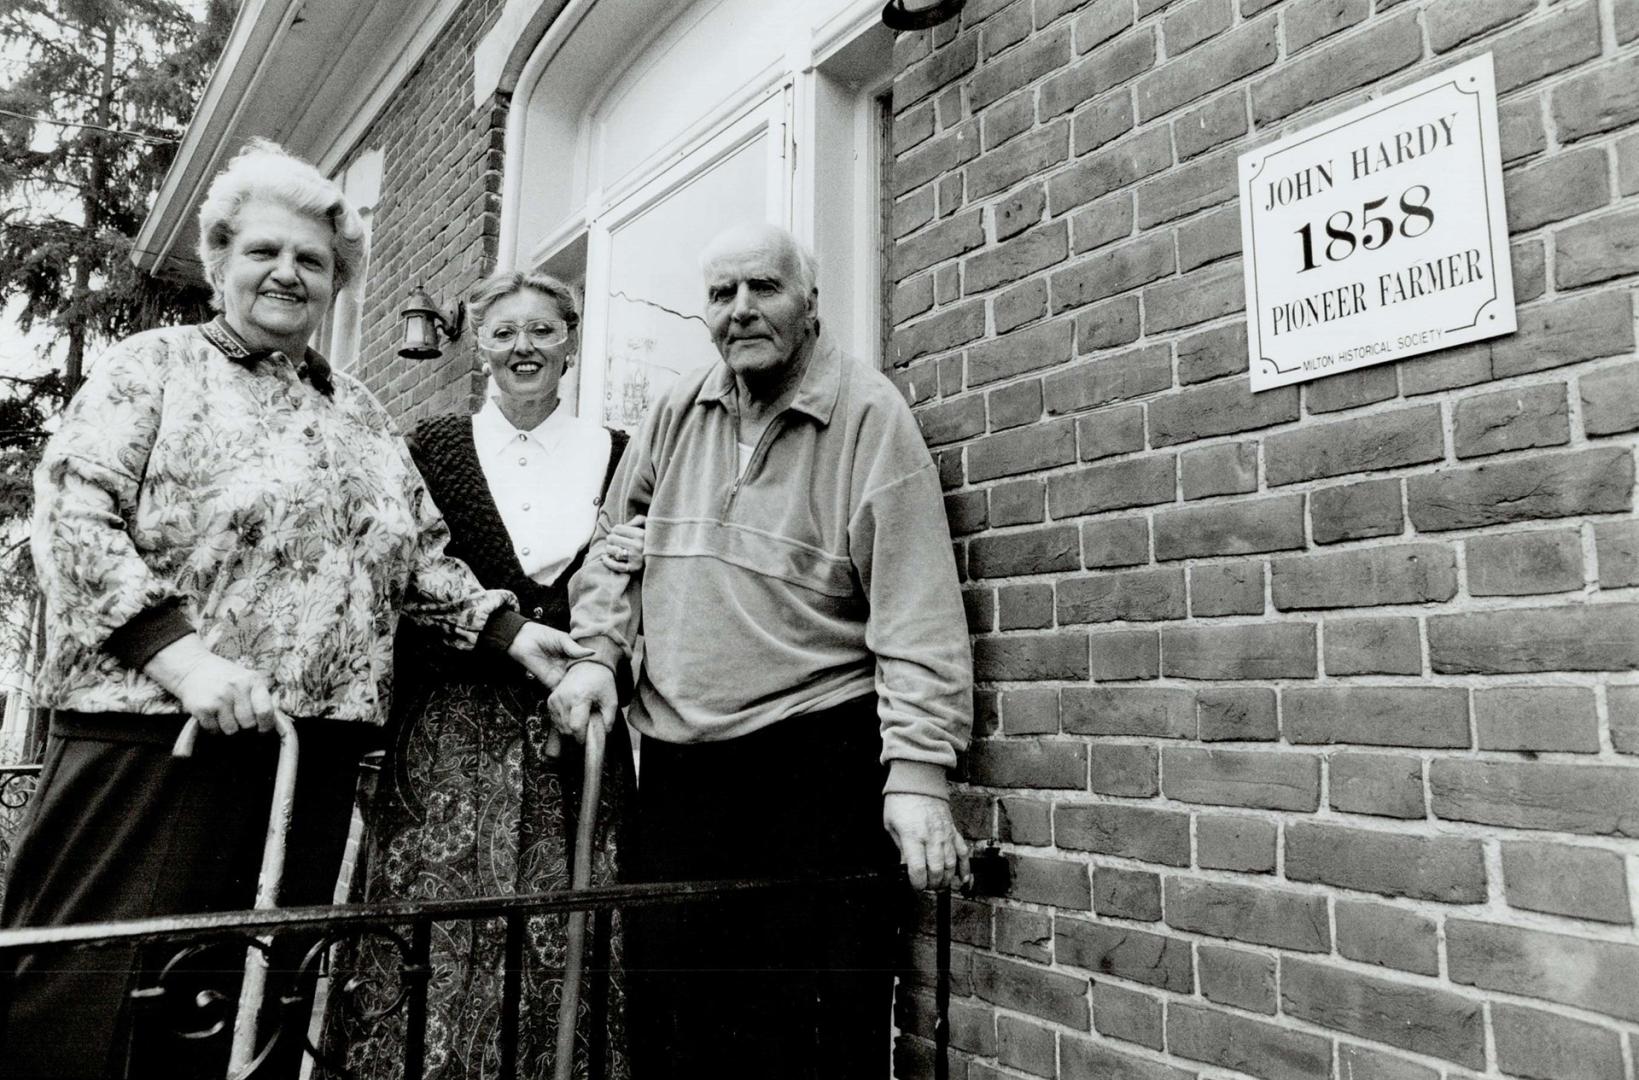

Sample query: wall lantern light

[398,284,466,360]
[881,0,966,31]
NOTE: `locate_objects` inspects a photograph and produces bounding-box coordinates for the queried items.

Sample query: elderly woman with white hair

[0,139,587,1079]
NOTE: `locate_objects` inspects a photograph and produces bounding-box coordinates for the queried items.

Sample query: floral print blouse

[30,318,516,726]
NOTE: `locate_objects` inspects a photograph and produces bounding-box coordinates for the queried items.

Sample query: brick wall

[342,0,508,423]
[889,1,1639,1078]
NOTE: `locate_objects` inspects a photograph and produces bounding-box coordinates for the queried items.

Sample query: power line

[0,107,177,146]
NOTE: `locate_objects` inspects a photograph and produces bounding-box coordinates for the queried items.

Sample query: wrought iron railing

[0,855,1008,1080]
[0,764,40,886]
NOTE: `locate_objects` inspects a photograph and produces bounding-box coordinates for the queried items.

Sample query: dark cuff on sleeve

[104,601,195,671]
[478,608,530,654]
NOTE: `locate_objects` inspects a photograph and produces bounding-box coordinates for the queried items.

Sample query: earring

[481,362,492,377]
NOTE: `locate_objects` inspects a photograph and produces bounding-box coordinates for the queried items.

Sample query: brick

[1177,203,1241,271]
[1163,0,1231,55]
[1093,865,1162,919]
[1250,11,1421,125]
[1058,567,1185,623]
[1087,739,1157,795]
[1076,401,1145,460]
[1166,1002,1330,1080]
[1071,87,1137,155]
[1447,919,1639,1022]
[999,583,1053,628]
[966,220,1068,293]
[1305,365,1398,414]
[1408,448,1634,532]
[1477,686,1598,753]
[1555,207,1639,289]
[1553,54,1639,144]
[964,586,996,633]
[1285,686,1469,748]
[974,631,1089,680]
[1490,2,1602,94]
[1007,853,1094,908]
[1176,321,1248,384]
[1081,516,1149,568]
[1286,0,1368,53]
[1280,958,1483,1067]
[1154,495,1304,561]
[898,210,986,278]
[1040,28,1155,119]
[1506,146,1611,234]
[1426,0,1534,53]
[1493,290,1634,378]
[1162,622,1317,679]
[1400,342,1493,396]
[989,478,1045,525]
[1335,899,1439,975]
[1162,748,1319,811]
[1149,380,1298,445]
[1583,361,1639,437]
[1286,822,1485,903]
[946,489,989,535]
[1431,759,1639,838]
[1512,237,1546,302]
[1499,96,1548,166]
[895,120,981,196]
[980,0,1034,59]
[1089,628,1161,680]
[1196,813,1276,873]
[1189,561,1263,617]
[968,418,1078,481]
[989,378,1044,430]
[1196,686,1278,741]
[894,194,937,245]
[1272,543,1457,611]
[894,274,935,324]
[918,395,988,447]
[895,300,987,364]
[1467,529,1583,597]
[993,278,1048,333]
[1502,841,1631,925]
[1056,803,1191,864]
[1000,795,1051,844]
[1622,130,1639,194]
[1492,1002,1625,1080]
[1614,684,1639,754]
[981,90,1035,152]
[1197,945,1274,1013]
[1042,344,1171,414]
[1335,1045,1438,1080]
[1049,230,1175,311]
[1048,454,1176,516]
[1597,520,1639,587]
[1063,686,1192,737]
[1070,192,1135,255]
[1265,404,1443,486]
[1047,127,1173,217]
[1165,877,1329,952]
[1060,1035,1194,1080]
[1142,260,1243,333]
[974,952,1091,1028]
[970,524,1080,577]
[1001,687,1060,735]
[1055,918,1193,991]
[1428,602,1639,674]
[996,1014,1054,1077]
[937,176,964,221]
[996,905,1053,964]
[901,987,996,1056]
[1174,91,1246,163]
[971,28,1071,110]
[969,738,1088,788]
[1075,294,1143,351]
[1137,147,1238,229]
[1310,478,1404,546]
[1329,752,1425,819]
[1324,616,1421,676]
[1454,382,1569,459]
[897,33,979,109]
[992,184,1045,245]
[895,100,937,152]
[1091,980,1162,1049]
[969,317,1075,386]
[1137,17,1277,121]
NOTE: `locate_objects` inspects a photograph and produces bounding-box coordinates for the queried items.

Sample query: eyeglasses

[478,320,571,351]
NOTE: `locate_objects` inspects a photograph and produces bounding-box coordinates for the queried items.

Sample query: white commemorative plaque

[1239,54,1515,392]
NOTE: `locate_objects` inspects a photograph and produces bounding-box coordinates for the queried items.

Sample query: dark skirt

[0,711,371,1080]
[621,694,907,1080]
[324,677,630,1080]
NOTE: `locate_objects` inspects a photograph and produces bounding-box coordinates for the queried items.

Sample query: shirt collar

[474,396,568,459]
[695,329,840,427]
[202,316,334,398]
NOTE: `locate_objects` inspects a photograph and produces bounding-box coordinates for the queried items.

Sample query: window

[498,0,892,426]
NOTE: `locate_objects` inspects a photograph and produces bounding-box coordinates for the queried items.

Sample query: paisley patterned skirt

[323,678,628,1080]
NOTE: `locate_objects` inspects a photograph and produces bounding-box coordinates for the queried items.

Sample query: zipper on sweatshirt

[720,406,786,517]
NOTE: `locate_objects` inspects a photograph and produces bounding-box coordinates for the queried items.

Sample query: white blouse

[472,397,612,585]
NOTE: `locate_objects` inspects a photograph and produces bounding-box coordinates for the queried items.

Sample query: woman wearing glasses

[337,269,642,1079]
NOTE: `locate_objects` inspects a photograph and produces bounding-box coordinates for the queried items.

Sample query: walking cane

[553,718,607,1080]
[172,711,300,1079]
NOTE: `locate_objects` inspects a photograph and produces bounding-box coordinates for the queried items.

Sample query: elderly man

[551,222,972,1077]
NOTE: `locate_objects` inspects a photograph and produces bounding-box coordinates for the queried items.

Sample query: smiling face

[479,288,575,414]
[216,201,336,356]
[701,227,817,381]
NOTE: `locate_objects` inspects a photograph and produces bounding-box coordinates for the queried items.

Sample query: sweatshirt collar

[202,316,334,398]
[696,329,840,426]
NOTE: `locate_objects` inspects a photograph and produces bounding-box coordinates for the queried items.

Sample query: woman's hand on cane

[144,633,276,735]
